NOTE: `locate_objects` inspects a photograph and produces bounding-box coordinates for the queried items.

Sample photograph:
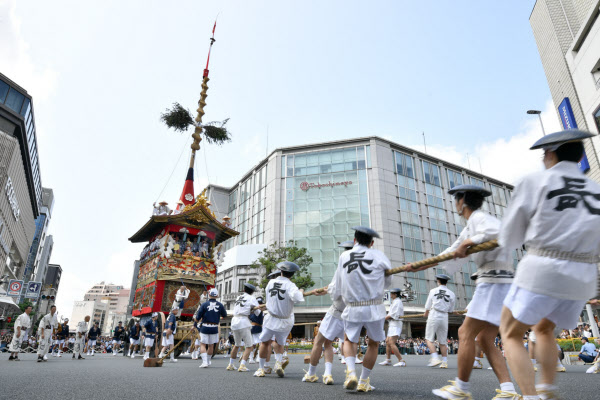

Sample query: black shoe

[78,355,85,360]
[8,355,14,361]
[37,357,43,363]
[72,355,75,359]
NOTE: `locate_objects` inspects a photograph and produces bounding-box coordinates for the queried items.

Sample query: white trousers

[74,335,85,355]
[9,331,25,352]
[37,333,52,357]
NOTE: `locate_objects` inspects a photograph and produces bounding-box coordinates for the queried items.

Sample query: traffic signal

[41,295,46,299]
[49,296,55,300]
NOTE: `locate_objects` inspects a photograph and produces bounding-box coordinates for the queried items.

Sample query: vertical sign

[558,97,590,173]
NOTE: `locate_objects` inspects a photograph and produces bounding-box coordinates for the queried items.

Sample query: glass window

[594,107,600,133]
[0,80,9,103]
[469,177,485,188]
[5,88,24,113]
[447,169,463,189]
[20,98,30,116]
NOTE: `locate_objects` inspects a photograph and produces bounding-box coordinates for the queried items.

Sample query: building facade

[33,234,53,283]
[530,0,600,182]
[70,300,109,333]
[23,187,54,282]
[207,137,519,334]
[84,282,129,319]
[0,73,43,284]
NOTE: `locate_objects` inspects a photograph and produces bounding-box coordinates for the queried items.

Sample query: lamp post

[527,110,546,136]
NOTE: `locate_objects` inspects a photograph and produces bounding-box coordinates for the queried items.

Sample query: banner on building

[24,281,42,299]
[7,279,23,297]
[558,97,590,173]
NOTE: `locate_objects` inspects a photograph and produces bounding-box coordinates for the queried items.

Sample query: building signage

[299,180,353,191]
[5,177,20,221]
[25,281,42,299]
[7,279,23,297]
[558,97,590,173]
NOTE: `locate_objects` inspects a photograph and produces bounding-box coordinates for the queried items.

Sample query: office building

[206,137,519,336]
[0,73,43,281]
[33,234,53,283]
[530,0,600,182]
[23,187,54,282]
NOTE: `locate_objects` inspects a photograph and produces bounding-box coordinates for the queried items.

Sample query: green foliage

[160,102,194,132]
[202,118,232,145]
[250,241,314,290]
[557,338,600,352]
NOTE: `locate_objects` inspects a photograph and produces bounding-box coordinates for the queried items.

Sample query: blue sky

[1,0,556,319]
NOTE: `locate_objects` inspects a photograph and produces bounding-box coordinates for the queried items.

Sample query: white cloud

[410,99,561,185]
[0,0,58,102]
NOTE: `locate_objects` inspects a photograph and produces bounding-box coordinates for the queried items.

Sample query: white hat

[152,312,159,317]
[209,288,219,297]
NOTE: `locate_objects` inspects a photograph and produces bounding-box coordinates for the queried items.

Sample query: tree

[250,241,314,290]
[160,102,232,145]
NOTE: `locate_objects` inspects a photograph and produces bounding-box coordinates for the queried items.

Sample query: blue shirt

[113,326,125,340]
[130,325,141,340]
[144,319,158,339]
[164,314,177,336]
[58,323,69,339]
[195,299,227,335]
[581,342,597,356]
[88,326,100,340]
[249,311,263,334]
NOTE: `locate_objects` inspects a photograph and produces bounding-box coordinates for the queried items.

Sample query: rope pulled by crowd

[304,240,499,297]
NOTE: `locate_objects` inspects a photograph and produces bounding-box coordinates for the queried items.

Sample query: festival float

[128,22,237,322]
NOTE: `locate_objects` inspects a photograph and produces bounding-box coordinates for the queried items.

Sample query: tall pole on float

[189,21,217,168]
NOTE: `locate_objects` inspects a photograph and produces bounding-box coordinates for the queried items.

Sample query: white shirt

[175,289,190,302]
[14,313,31,330]
[331,244,392,322]
[387,297,404,327]
[38,313,58,334]
[263,276,304,332]
[76,321,88,334]
[440,210,514,284]
[499,161,600,300]
[425,285,456,319]
[231,293,259,330]
[326,282,346,319]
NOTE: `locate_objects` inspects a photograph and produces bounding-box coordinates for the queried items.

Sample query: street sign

[25,281,42,299]
[7,279,23,297]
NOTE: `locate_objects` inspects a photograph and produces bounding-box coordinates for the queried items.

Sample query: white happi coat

[331,244,392,322]
[263,276,304,332]
[74,320,88,354]
[231,293,259,330]
[9,313,31,351]
[37,313,58,336]
[425,285,456,320]
[499,161,600,300]
[387,297,404,328]
[440,210,514,284]
[326,282,346,319]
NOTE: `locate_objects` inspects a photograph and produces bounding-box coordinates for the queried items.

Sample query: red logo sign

[299,180,353,191]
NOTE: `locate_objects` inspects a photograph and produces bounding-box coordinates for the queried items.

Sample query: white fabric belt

[526,247,600,264]
[432,309,448,313]
[202,323,218,328]
[233,314,249,318]
[348,299,383,307]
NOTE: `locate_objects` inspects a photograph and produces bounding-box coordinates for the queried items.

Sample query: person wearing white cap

[229,283,260,372]
[159,307,179,363]
[330,226,391,392]
[499,129,600,400]
[423,274,455,369]
[379,288,406,367]
[143,313,160,360]
[195,288,227,368]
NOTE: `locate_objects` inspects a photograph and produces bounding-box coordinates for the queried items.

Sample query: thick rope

[398,310,467,319]
[303,240,499,297]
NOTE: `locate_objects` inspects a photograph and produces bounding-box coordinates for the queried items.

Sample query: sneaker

[473,359,483,369]
[302,372,318,382]
[428,358,442,367]
[43,355,48,361]
[357,378,375,392]
[341,359,346,364]
[226,364,236,371]
[264,366,272,374]
[131,354,135,359]
[356,358,363,364]
[248,359,256,364]
[323,374,334,385]
[432,380,472,400]
[58,354,62,358]
[491,389,521,399]
[379,359,392,366]
[13,357,20,361]
[343,370,358,391]
[238,364,249,372]
[282,357,290,370]
[254,368,266,377]
[393,361,406,367]
[556,364,566,372]
[537,387,559,400]
[170,358,178,363]
[439,362,448,369]
[199,363,209,368]
[586,362,599,374]
[274,361,285,377]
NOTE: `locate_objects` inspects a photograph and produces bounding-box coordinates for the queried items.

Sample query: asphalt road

[2,352,596,399]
